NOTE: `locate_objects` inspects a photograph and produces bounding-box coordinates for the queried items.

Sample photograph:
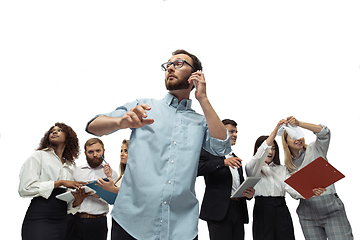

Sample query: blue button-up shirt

[86,93,231,240]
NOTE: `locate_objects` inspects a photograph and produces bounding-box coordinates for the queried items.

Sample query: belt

[76,212,106,219]
[230,197,242,202]
[255,196,286,206]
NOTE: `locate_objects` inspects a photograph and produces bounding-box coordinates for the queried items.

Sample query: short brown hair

[84,138,104,151]
[222,119,237,127]
[172,49,203,72]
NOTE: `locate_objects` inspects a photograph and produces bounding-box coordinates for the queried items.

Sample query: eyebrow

[167,57,184,62]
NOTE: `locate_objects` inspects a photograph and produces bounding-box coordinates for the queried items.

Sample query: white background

[1,0,359,239]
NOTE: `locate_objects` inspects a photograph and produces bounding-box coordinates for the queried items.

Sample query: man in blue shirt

[86,50,231,240]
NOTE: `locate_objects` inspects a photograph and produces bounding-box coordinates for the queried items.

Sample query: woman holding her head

[19,123,85,240]
[97,139,129,193]
[282,116,353,240]
[246,120,299,240]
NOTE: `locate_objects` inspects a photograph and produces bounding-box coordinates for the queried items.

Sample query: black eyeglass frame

[161,60,197,72]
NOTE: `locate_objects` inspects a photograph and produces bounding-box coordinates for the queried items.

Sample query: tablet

[230,177,261,198]
[56,186,95,203]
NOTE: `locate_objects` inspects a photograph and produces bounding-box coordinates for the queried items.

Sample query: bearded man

[86,50,231,240]
[66,138,119,240]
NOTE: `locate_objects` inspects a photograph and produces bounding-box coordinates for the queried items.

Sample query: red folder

[284,157,345,199]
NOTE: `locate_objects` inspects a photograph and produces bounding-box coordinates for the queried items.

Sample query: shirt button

[164,201,167,205]
[174,142,177,145]
[168,181,171,184]
[171,160,174,164]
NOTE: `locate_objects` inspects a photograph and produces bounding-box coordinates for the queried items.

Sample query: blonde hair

[115,139,129,184]
[281,130,307,173]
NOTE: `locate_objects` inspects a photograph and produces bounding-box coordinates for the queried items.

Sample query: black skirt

[22,188,68,240]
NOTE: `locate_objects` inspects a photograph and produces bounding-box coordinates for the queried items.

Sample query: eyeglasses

[161,60,196,71]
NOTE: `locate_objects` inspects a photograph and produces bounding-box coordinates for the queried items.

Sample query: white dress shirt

[19,148,74,199]
[227,151,241,196]
[71,162,119,215]
[245,141,301,198]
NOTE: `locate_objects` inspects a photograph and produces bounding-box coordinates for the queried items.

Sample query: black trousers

[206,200,245,240]
[66,214,108,240]
[111,218,198,240]
[253,196,295,240]
[22,188,67,240]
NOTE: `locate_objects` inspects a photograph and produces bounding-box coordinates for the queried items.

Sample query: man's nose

[167,64,175,72]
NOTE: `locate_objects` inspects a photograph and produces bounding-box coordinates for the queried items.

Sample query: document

[230,177,261,198]
[284,157,345,199]
[86,178,118,205]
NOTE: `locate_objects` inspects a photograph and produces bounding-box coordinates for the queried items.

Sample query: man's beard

[165,75,191,91]
[86,154,104,168]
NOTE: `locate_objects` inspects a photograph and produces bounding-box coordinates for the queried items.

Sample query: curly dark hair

[37,122,80,164]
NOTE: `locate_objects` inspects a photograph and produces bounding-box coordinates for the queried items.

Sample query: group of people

[19,50,353,240]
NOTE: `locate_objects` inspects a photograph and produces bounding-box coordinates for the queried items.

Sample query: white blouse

[245,141,301,198]
[19,148,74,199]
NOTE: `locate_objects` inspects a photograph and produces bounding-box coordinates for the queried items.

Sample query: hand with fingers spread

[55,180,86,189]
[71,187,94,207]
[224,156,242,169]
[119,103,154,129]
[97,177,119,194]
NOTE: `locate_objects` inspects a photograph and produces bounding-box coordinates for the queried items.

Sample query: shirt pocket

[185,122,205,152]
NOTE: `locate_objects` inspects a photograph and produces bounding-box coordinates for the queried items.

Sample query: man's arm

[87,104,154,136]
[87,115,122,136]
[189,71,227,140]
[198,149,225,176]
[199,98,227,140]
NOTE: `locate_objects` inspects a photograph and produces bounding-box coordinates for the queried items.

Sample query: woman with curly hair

[19,123,85,240]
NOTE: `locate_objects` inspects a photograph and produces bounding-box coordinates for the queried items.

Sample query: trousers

[297,194,353,240]
[252,196,295,240]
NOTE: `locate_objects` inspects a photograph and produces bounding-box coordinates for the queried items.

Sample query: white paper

[277,124,305,140]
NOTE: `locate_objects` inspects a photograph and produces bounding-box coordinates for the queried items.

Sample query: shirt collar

[268,162,277,167]
[164,92,193,111]
[42,148,73,167]
[80,162,105,170]
[292,148,305,161]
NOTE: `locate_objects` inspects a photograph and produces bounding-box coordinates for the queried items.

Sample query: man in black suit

[198,119,255,240]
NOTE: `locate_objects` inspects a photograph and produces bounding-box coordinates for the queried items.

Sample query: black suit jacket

[197,148,249,223]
